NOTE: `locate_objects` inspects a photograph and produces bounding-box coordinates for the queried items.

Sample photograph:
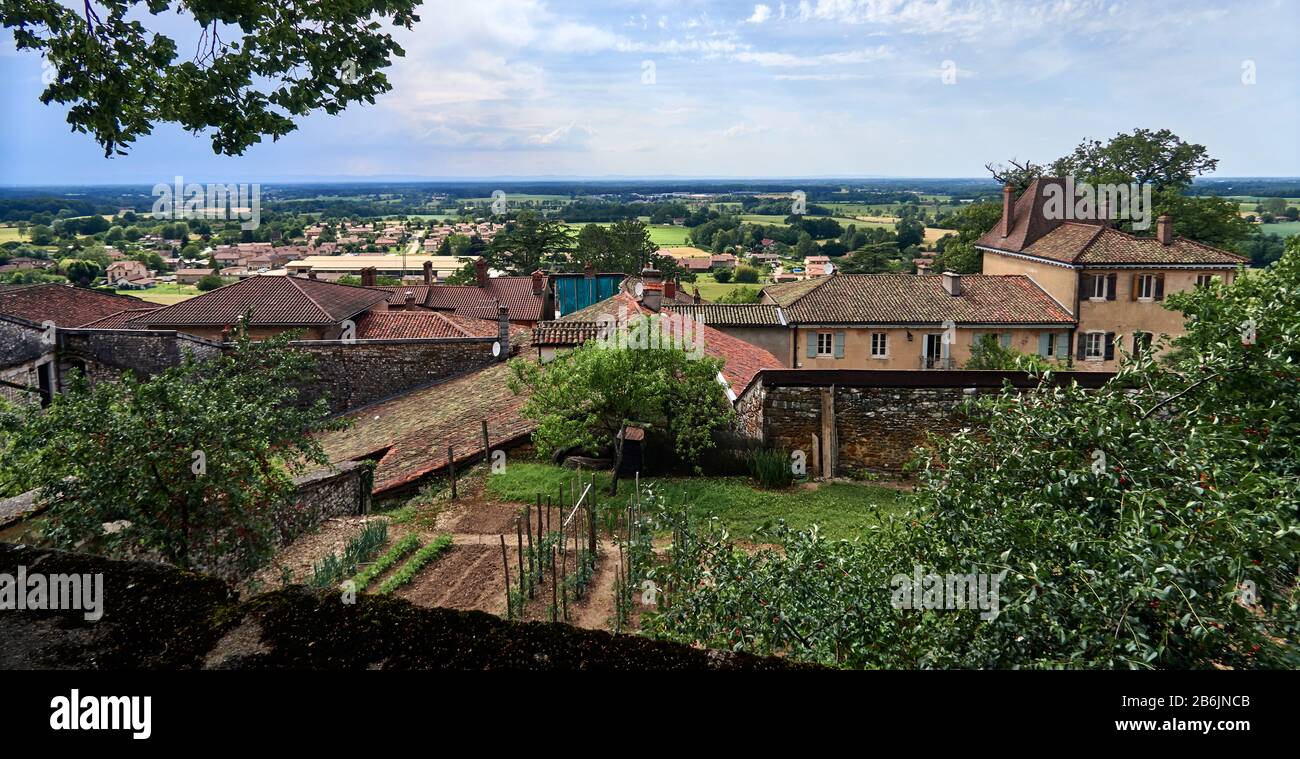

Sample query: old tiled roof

[0,283,152,327]
[976,178,1248,267]
[355,311,527,340]
[670,304,786,327]
[128,276,389,327]
[318,362,534,494]
[79,307,162,329]
[374,286,432,306]
[531,321,606,346]
[762,276,830,306]
[419,278,544,322]
[780,274,1074,325]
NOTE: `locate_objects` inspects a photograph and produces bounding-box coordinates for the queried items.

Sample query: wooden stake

[525,505,535,597]
[515,519,524,615]
[550,547,557,622]
[499,534,511,621]
[481,419,490,465]
[448,445,457,500]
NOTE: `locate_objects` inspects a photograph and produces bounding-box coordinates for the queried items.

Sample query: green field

[1257,220,1300,238]
[115,282,200,305]
[563,222,692,247]
[690,273,766,302]
[486,461,911,541]
[0,226,28,243]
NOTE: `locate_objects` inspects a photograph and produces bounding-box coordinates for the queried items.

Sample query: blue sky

[1,0,1297,184]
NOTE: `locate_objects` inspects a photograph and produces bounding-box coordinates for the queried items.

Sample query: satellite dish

[634,282,645,296]
[492,341,502,357]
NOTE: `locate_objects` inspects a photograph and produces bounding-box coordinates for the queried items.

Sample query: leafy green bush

[377,534,453,594]
[745,448,795,489]
[351,533,421,591]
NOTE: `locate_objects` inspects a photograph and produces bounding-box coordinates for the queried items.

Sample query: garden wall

[755,369,1114,477]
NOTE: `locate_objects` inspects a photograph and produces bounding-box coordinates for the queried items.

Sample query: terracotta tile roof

[417,278,544,322]
[976,178,1247,267]
[0,283,152,327]
[374,286,432,306]
[355,311,527,340]
[762,276,831,307]
[670,304,786,327]
[79,307,162,329]
[531,321,606,346]
[128,276,389,328]
[780,274,1074,325]
[318,362,534,494]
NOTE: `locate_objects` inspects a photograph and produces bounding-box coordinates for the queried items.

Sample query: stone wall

[291,337,510,414]
[757,369,1113,477]
[276,461,373,544]
[58,328,224,382]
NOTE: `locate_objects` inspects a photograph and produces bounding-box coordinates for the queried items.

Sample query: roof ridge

[286,276,334,322]
[1069,224,1108,262]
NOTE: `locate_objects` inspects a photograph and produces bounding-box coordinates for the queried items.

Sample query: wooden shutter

[1104,332,1115,360]
[1077,334,1087,360]
[806,332,817,358]
[1131,274,1140,301]
[1106,273,1117,301]
[834,331,846,359]
[1081,274,1093,298]
[1038,333,1050,357]
[1000,332,1012,348]
[1155,273,1165,301]
[1055,332,1068,359]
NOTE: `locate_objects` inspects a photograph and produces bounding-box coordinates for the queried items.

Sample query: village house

[974,178,1247,369]
[105,260,154,289]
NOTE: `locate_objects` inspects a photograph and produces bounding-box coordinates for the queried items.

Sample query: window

[870,332,888,358]
[1085,332,1106,360]
[816,332,834,357]
[1133,332,1153,354]
[1089,275,1109,299]
[1041,332,1059,358]
[1136,274,1158,299]
[1195,273,1216,288]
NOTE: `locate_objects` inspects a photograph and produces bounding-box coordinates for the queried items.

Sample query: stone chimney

[475,257,489,288]
[942,271,962,297]
[360,267,377,287]
[1001,183,1015,238]
[496,304,510,360]
[1156,214,1173,245]
[664,278,676,301]
[531,270,545,296]
[403,291,416,310]
[640,268,663,312]
[423,260,433,285]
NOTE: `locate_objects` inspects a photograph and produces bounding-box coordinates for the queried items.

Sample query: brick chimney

[640,268,663,312]
[1156,214,1173,245]
[423,260,433,285]
[1001,183,1015,238]
[496,304,510,360]
[941,271,962,296]
[475,257,489,287]
[531,270,545,296]
[360,267,377,287]
[403,291,416,310]
[664,278,676,301]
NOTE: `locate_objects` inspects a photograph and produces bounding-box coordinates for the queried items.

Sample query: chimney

[584,261,595,278]
[942,271,962,297]
[403,291,415,310]
[307,269,317,280]
[423,260,433,285]
[475,257,489,288]
[664,278,676,301]
[640,268,663,312]
[531,270,545,296]
[497,304,510,360]
[360,267,377,287]
[1157,214,1173,245]
[1001,183,1014,238]
[692,286,701,305]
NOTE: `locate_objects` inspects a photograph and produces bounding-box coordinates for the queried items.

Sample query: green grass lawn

[115,282,200,305]
[0,226,28,243]
[485,461,912,541]
[691,273,767,302]
[562,222,692,247]
[1256,220,1300,238]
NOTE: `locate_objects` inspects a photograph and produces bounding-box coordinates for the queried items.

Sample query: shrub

[745,447,795,489]
[712,269,732,283]
[733,265,760,283]
[351,533,421,591]
[377,534,453,594]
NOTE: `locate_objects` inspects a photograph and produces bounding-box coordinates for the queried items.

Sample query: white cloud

[747,5,773,24]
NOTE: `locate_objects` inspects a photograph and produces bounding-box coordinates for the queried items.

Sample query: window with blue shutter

[806,332,817,358]
[1038,333,1051,357]
[834,331,846,359]
[1000,332,1012,348]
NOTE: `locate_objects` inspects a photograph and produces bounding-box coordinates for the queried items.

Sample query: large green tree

[488,213,573,274]
[2,1,420,155]
[0,330,344,576]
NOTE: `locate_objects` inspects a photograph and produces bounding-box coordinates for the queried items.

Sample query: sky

[1,0,1297,184]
